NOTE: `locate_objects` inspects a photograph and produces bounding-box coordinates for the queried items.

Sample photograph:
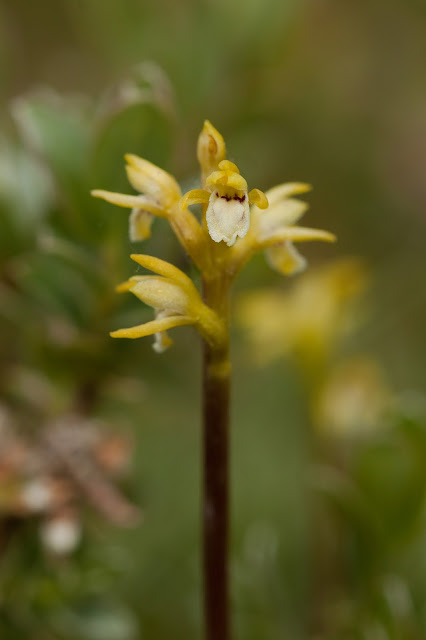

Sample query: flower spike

[91,119,337,639]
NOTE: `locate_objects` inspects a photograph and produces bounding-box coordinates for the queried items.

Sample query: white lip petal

[129,208,154,241]
[152,311,174,353]
[206,192,250,246]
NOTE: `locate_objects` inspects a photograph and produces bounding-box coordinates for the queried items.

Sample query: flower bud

[197,120,226,184]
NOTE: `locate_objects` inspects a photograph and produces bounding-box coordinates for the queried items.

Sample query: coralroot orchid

[92,120,335,640]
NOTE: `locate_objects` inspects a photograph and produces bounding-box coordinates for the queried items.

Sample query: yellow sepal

[115,276,148,293]
[110,315,194,339]
[129,254,196,292]
[265,183,312,206]
[259,227,336,248]
[91,190,167,217]
[125,154,181,207]
[218,160,239,174]
[206,170,247,192]
[180,189,210,210]
[111,255,227,349]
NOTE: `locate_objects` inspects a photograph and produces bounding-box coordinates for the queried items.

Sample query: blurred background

[0,1,426,638]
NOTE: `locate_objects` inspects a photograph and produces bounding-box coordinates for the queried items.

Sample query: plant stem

[202,275,231,640]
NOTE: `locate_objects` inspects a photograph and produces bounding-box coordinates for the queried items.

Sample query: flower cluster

[92,121,335,351]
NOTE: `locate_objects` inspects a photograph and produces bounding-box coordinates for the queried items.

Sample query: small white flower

[21,479,53,513]
[40,516,82,555]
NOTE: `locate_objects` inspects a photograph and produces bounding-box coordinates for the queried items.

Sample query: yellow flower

[230,182,335,276]
[237,258,367,368]
[252,183,312,275]
[111,254,226,352]
[92,154,181,241]
[314,356,390,437]
[93,120,336,354]
[181,159,268,247]
[92,120,334,276]
[92,153,207,270]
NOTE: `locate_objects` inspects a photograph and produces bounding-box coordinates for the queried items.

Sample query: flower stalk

[92,119,335,639]
[202,273,231,640]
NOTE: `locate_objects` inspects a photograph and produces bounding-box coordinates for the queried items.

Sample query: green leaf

[314,464,383,561]
[354,425,426,545]
[12,92,94,239]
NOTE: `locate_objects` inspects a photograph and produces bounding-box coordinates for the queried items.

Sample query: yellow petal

[91,190,167,217]
[116,275,161,293]
[110,315,194,339]
[223,172,247,191]
[265,241,307,276]
[129,254,196,292]
[248,188,268,209]
[206,171,248,192]
[218,160,240,174]
[205,170,228,187]
[180,189,210,209]
[265,183,312,207]
[113,267,226,348]
[254,198,309,237]
[125,165,162,199]
[124,154,181,207]
[129,277,190,315]
[125,154,181,193]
